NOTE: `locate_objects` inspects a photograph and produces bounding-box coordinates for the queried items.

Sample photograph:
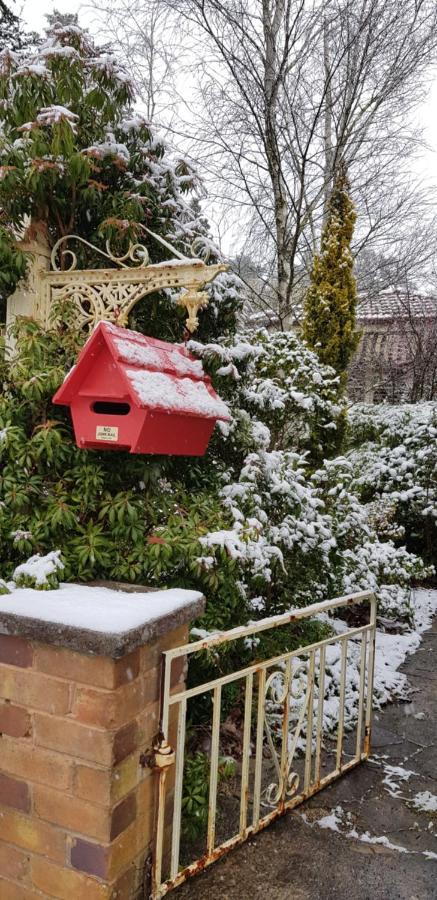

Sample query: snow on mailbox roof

[54,321,230,421]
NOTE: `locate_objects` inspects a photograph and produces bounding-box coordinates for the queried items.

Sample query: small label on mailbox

[96,425,119,442]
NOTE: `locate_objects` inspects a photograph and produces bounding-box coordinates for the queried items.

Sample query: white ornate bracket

[41,229,228,333]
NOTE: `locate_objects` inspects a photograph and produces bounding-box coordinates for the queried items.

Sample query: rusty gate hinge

[140,735,175,771]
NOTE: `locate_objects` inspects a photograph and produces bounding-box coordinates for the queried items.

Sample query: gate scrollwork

[264,659,312,807]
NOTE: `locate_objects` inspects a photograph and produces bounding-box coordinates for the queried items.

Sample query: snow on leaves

[189,332,430,625]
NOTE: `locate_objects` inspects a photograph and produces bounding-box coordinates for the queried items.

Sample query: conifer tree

[0,1,24,51]
[303,164,359,384]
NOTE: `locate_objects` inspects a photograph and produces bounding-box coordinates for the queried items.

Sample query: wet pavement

[175,617,437,900]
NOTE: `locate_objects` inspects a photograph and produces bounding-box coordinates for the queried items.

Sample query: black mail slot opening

[92,401,131,416]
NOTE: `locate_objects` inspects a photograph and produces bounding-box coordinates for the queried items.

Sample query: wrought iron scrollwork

[264,659,312,807]
[51,229,218,273]
[50,235,150,272]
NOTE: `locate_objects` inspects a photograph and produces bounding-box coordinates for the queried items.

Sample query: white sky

[16,0,437,215]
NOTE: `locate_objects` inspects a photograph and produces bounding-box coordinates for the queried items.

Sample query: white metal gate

[150,590,377,898]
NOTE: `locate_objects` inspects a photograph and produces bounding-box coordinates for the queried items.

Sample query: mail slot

[92,401,131,416]
[53,321,230,455]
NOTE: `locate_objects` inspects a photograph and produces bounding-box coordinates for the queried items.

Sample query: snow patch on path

[302,805,434,859]
[411,791,437,813]
[381,764,419,799]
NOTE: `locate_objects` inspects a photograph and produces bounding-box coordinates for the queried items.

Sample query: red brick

[0,878,42,900]
[0,735,72,789]
[111,754,142,805]
[74,754,141,807]
[0,635,33,667]
[106,821,138,879]
[140,625,188,673]
[137,700,159,748]
[113,721,139,765]
[32,857,110,899]
[110,792,136,840]
[34,714,114,765]
[107,795,153,879]
[34,784,110,841]
[34,644,140,689]
[110,865,136,900]
[74,765,111,806]
[0,702,31,738]
[0,667,71,715]
[110,862,144,900]
[170,653,187,688]
[72,675,157,729]
[0,807,66,862]
[71,837,109,879]
[0,842,30,882]
[0,772,31,813]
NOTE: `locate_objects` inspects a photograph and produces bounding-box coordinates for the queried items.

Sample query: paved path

[175,617,437,900]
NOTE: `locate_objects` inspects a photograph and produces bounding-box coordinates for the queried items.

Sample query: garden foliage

[0,322,429,638]
[0,22,431,649]
[0,21,238,337]
[346,403,437,567]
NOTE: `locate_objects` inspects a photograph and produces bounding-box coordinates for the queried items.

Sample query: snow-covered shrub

[311,455,431,625]
[346,403,437,565]
[187,333,430,631]
[0,326,429,647]
[192,329,345,464]
[13,550,64,590]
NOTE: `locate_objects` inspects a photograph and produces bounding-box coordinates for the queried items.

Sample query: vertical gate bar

[304,650,316,793]
[279,659,292,804]
[207,684,222,856]
[355,632,368,760]
[252,668,266,828]
[152,652,173,896]
[314,645,326,785]
[364,594,377,757]
[152,766,168,896]
[239,673,254,836]
[170,698,187,881]
[336,638,348,772]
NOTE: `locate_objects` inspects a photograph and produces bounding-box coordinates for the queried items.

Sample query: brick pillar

[0,584,204,899]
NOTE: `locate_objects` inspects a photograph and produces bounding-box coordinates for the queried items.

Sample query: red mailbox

[52,321,230,455]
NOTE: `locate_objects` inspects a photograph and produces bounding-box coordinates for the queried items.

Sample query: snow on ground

[0,583,203,633]
[301,806,435,859]
[411,792,437,813]
[381,763,419,799]
[297,595,437,862]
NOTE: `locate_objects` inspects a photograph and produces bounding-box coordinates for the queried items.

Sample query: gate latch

[140,735,175,770]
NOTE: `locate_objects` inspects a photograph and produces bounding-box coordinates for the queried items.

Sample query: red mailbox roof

[54,321,230,421]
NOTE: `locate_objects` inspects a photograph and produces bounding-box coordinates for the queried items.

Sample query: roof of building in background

[357,292,437,321]
[244,292,437,330]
